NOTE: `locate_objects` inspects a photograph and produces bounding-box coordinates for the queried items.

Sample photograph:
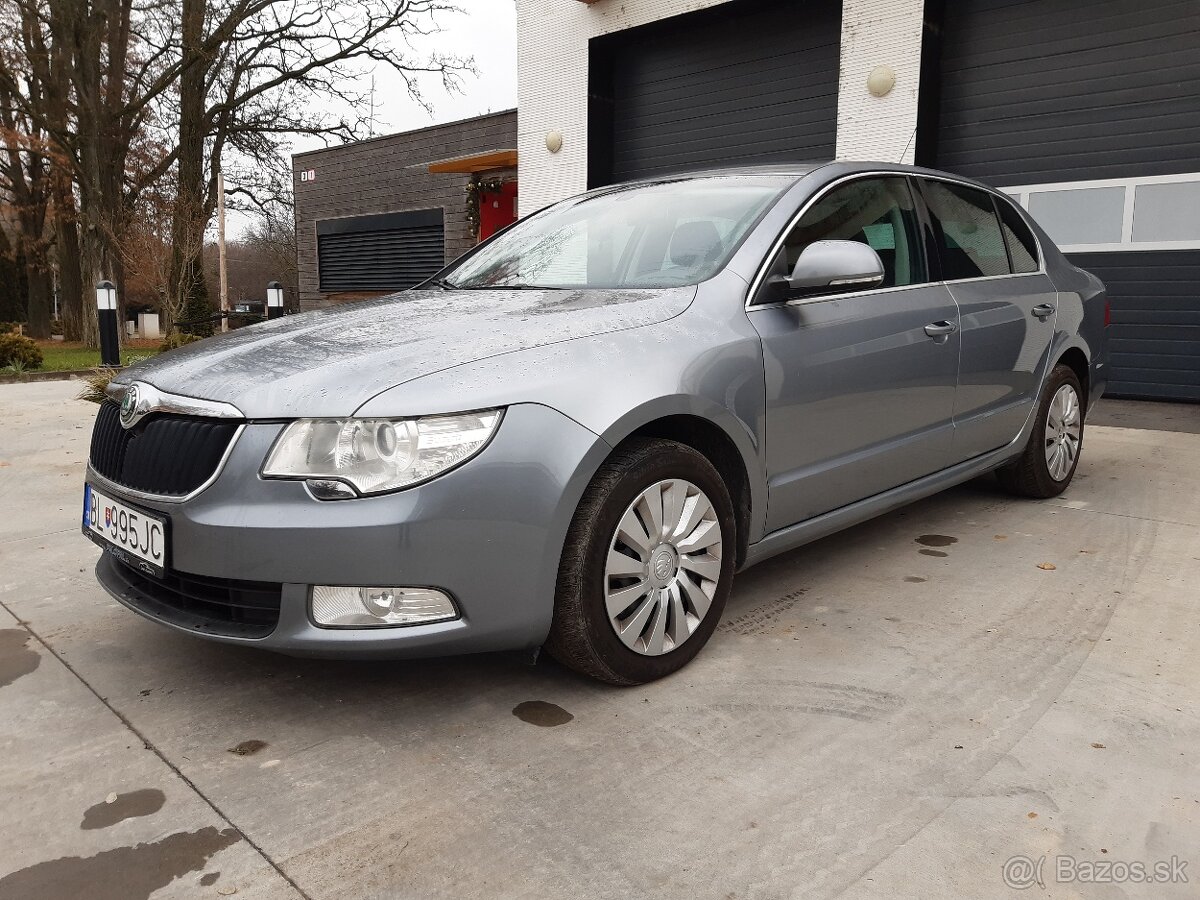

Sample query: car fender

[357,288,770,544]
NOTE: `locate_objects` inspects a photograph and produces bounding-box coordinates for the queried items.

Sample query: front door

[748,176,961,532]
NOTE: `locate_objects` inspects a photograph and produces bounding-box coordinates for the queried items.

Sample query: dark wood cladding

[588,0,840,186]
[931,0,1200,185]
[1070,250,1200,401]
[293,110,516,309]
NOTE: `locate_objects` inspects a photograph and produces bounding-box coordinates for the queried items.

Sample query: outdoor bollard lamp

[267,281,284,319]
[95,280,120,367]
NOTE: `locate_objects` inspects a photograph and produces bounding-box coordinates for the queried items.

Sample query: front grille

[101,554,282,638]
[90,400,241,496]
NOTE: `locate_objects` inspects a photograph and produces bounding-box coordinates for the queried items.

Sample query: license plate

[83,484,168,578]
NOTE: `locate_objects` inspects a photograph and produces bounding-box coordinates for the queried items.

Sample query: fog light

[310,586,458,627]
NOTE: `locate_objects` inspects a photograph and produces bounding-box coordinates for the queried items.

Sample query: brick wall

[292,110,517,310]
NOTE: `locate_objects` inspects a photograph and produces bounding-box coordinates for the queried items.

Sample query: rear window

[922,180,1012,280]
[997,199,1040,273]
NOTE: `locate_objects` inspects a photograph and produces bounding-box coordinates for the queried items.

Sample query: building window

[1132,181,1200,243]
[999,173,1200,253]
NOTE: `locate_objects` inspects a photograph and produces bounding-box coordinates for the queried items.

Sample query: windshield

[442,175,793,289]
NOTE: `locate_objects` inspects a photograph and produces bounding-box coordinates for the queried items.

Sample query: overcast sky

[292,1,518,154]
[225,1,516,238]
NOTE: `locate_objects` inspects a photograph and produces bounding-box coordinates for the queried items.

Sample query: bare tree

[167,0,471,329]
[0,9,54,337]
[0,0,470,345]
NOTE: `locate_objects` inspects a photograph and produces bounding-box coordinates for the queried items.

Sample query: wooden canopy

[426,149,518,174]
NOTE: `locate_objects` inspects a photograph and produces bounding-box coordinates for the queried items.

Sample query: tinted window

[444,176,792,289]
[997,200,1039,273]
[769,176,927,292]
[922,181,1012,280]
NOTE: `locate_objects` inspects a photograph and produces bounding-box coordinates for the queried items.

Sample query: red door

[479,181,518,241]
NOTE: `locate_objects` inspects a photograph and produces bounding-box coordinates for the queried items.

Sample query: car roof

[606,160,1002,194]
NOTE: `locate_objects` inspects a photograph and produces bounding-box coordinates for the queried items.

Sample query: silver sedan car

[85,162,1108,684]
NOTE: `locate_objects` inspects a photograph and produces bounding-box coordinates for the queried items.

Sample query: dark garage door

[1068,252,1200,402]
[317,209,445,293]
[923,0,1200,401]
[587,0,841,186]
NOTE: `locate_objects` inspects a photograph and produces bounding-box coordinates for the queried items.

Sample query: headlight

[263,409,502,497]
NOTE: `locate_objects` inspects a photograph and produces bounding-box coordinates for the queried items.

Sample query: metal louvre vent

[89,400,241,497]
[317,208,446,292]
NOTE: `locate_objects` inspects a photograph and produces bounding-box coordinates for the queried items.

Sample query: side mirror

[770,240,885,295]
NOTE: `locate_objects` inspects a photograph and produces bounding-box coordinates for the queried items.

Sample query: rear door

[916,179,1059,459]
[748,176,961,531]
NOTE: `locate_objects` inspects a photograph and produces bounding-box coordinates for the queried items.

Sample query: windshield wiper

[426,277,458,290]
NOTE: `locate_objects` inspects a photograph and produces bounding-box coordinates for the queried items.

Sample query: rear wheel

[546,438,736,685]
[997,363,1084,498]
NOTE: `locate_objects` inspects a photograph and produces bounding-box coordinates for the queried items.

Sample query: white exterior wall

[516,0,735,216]
[516,0,926,216]
[835,0,925,165]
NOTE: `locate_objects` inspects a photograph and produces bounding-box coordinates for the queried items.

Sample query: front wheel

[546,438,736,685]
[997,364,1085,498]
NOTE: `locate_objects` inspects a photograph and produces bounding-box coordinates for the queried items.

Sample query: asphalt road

[1,381,1198,899]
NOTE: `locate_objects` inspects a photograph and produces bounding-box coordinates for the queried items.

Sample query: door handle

[924,320,958,343]
[1032,304,1056,320]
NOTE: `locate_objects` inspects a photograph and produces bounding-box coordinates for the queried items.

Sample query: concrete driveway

[1,380,1197,899]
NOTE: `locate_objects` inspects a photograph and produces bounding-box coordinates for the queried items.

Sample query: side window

[922,181,1012,280]
[766,176,927,294]
[997,199,1040,273]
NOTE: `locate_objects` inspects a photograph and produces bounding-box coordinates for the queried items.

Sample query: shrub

[78,368,117,404]
[160,331,203,352]
[50,318,64,336]
[0,322,18,335]
[0,333,43,370]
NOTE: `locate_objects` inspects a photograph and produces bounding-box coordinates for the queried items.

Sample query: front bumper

[90,403,610,658]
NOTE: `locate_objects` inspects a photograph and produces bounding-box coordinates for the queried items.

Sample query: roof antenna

[898,126,917,165]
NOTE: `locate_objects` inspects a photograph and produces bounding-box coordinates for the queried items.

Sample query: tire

[997,363,1085,498]
[545,438,736,685]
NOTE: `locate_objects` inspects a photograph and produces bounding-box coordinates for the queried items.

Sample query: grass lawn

[34,340,162,372]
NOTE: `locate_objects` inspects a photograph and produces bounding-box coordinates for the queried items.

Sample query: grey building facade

[293,110,516,310]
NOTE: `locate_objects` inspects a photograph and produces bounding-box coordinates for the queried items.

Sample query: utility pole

[217,170,230,332]
[368,74,377,138]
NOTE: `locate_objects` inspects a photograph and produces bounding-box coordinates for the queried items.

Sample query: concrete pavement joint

[0,527,77,546]
[0,596,313,900]
[1045,502,1199,529]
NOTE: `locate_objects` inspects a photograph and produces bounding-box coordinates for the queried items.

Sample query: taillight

[1104,300,1112,328]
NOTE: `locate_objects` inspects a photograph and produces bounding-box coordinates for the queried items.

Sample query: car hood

[117,287,695,418]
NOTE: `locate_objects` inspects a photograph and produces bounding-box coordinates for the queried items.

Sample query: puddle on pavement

[902,576,927,583]
[200,872,220,886]
[81,789,165,830]
[915,534,958,547]
[919,549,949,558]
[227,740,268,756]
[513,701,573,727]
[0,827,239,900]
[0,630,40,688]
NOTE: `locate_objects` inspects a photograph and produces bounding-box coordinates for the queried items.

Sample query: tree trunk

[78,218,115,348]
[54,205,85,340]
[24,263,52,339]
[166,0,214,336]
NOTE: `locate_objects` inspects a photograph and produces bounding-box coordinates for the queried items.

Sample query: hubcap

[605,479,723,656]
[1044,383,1082,481]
